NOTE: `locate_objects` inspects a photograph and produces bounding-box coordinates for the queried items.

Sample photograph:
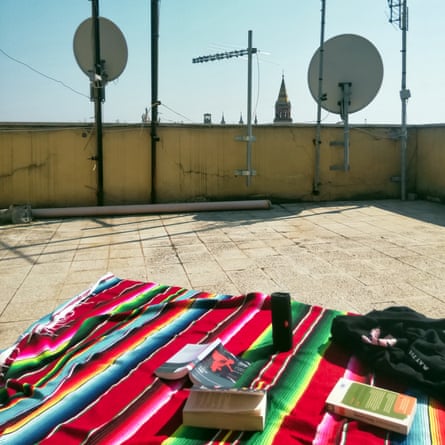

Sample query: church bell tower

[274,75,292,123]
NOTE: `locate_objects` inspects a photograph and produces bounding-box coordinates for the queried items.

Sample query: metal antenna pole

[313,0,326,195]
[192,31,257,186]
[150,0,160,203]
[400,0,409,200]
[92,0,104,206]
[388,0,410,200]
[246,30,254,187]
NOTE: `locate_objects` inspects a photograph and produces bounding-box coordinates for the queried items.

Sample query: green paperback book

[325,377,417,435]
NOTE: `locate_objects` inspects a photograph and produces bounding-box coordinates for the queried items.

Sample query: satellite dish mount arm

[89,61,106,102]
[339,82,351,121]
[338,82,351,171]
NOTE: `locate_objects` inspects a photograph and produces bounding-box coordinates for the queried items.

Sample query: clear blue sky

[1,1,444,125]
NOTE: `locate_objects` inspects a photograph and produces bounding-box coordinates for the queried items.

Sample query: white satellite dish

[73,17,128,82]
[308,34,383,116]
[307,34,383,171]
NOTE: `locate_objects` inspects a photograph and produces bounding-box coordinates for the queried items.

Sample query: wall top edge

[1,122,445,131]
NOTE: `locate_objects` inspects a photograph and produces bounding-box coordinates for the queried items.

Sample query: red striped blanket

[0,273,443,444]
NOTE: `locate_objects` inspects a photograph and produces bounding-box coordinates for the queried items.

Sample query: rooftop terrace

[1,199,444,350]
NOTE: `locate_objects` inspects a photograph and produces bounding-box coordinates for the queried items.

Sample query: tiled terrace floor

[1,199,445,350]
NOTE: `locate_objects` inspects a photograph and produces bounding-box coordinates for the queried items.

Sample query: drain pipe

[31,200,272,218]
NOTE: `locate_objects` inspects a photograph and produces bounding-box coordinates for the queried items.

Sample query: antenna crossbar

[192,48,257,64]
[388,0,408,30]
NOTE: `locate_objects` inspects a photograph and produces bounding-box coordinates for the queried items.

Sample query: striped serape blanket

[0,273,443,444]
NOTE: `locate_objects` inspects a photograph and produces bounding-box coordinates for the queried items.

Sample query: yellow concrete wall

[0,126,96,207]
[103,127,151,204]
[155,124,405,203]
[416,126,445,201]
[0,122,441,208]
[0,125,152,207]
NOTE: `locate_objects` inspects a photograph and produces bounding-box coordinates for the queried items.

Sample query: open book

[154,338,251,388]
[155,338,267,430]
[183,387,267,431]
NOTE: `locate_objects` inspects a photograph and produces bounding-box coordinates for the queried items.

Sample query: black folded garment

[331,306,445,400]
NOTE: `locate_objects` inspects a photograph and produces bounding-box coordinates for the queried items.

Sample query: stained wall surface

[0,123,442,208]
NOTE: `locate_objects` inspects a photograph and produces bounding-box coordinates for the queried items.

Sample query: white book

[183,387,267,431]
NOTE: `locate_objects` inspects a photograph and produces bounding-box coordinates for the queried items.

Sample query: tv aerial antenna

[73,0,128,205]
[308,34,383,171]
[192,30,257,186]
[388,0,410,201]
